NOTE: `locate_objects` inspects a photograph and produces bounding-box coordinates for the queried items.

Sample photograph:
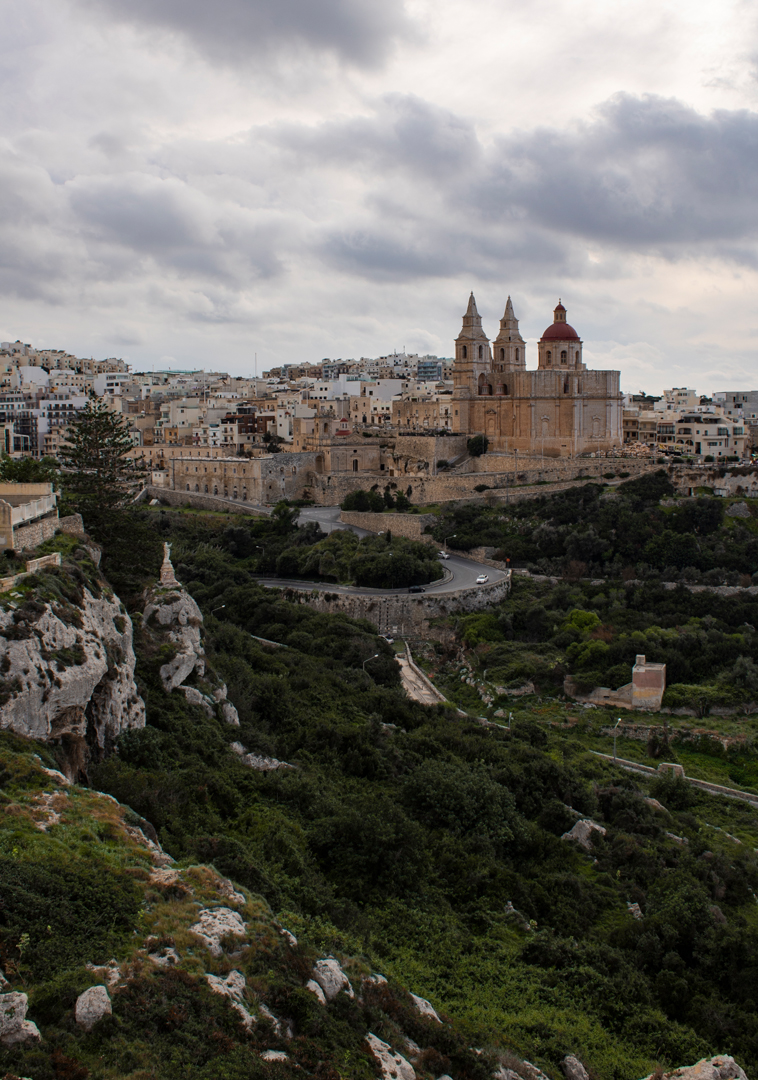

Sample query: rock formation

[0,992,40,1047]
[366,1032,415,1080]
[142,544,240,723]
[561,819,607,851]
[640,1057,748,1080]
[0,548,144,775]
[74,985,112,1031]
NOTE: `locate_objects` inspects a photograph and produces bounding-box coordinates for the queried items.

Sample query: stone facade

[452,295,623,457]
[167,452,317,504]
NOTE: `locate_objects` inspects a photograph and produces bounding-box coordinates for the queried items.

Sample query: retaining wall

[144,486,270,518]
[339,511,436,541]
[274,574,511,637]
[14,513,86,551]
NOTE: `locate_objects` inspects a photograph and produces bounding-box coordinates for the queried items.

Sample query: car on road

[438,551,450,559]
[475,574,489,584]
[381,634,394,644]
[408,585,425,593]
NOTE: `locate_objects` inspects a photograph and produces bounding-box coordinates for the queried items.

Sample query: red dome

[541,322,580,341]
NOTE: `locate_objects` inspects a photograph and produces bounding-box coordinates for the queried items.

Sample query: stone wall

[13,513,85,552]
[145,486,269,518]
[275,574,511,637]
[311,459,655,507]
[672,466,758,498]
[339,511,436,541]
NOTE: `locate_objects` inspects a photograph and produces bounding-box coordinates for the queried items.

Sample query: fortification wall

[276,575,511,637]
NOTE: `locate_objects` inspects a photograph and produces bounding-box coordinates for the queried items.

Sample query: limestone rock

[519,1063,551,1080]
[627,902,643,920]
[206,970,253,1027]
[0,969,8,990]
[190,907,247,958]
[640,1056,748,1080]
[280,928,297,947]
[85,959,121,987]
[727,501,751,519]
[217,877,246,907]
[143,583,205,693]
[561,819,607,851]
[562,1056,590,1080]
[0,586,144,766]
[148,947,180,968]
[180,686,214,717]
[222,701,241,726]
[312,957,354,1002]
[306,979,327,1005]
[75,985,112,1031]
[261,1050,289,1062]
[366,1032,416,1080]
[0,992,40,1047]
[260,1002,294,1039]
[410,992,441,1023]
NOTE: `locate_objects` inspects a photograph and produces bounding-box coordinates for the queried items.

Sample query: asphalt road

[255,505,508,597]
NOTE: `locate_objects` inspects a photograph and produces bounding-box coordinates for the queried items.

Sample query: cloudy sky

[2,0,758,392]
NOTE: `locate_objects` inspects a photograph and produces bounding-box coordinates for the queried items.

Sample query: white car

[475,574,489,584]
[438,551,450,559]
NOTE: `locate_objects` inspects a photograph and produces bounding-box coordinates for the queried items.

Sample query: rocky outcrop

[0,568,144,773]
[190,907,247,958]
[75,985,112,1031]
[142,544,240,723]
[366,1033,415,1080]
[0,992,40,1047]
[561,819,607,851]
[640,1057,748,1080]
[230,742,293,771]
[410,992,441,1023]
[562,1056,590,1080]
[311,957,354,1002]
[206,970,254,1028]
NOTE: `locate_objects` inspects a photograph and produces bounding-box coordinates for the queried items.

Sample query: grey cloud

[75,0,412,67]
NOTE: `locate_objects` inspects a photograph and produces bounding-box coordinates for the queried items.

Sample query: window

[561,351,567,363]
[514,349,519,362]
[462,346,467,359]
[500,348,505,362]
[546,351,551,363]
[352,459,358,472]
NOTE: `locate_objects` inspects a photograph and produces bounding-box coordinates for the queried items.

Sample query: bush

[467,435,489,457]
[341,489,385,513]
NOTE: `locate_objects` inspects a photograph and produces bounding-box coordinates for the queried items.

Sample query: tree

[467,434,489,457]
[58,397,146,534]
[0,454,59,485]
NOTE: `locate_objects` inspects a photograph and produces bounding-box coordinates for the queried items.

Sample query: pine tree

[59,397,146,532]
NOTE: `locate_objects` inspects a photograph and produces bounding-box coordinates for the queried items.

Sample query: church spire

[492,294,525,371]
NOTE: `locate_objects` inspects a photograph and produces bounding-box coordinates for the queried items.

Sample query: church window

[515,348,519,362]
[500,348,505,362]
[561,351,567,363]
[352,459,358,472]
[478,345,483,359]
[462,346,467,359]
[546,351,551,363]
[564,380,569,394]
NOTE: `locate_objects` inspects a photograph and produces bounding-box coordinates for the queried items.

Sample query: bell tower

[492,296,526,371]
[453,292,491,397]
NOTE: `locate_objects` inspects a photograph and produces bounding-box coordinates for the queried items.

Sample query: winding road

[255,505,509,597]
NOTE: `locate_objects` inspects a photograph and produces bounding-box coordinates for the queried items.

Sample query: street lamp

[444,534,456,552]
[362,654,379,673]
[613,717,622,761]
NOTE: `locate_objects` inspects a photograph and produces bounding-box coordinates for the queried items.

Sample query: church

[451,294,623,456]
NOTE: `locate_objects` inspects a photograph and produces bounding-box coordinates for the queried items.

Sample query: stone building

[292,414,381,474]
[451,294,623,456]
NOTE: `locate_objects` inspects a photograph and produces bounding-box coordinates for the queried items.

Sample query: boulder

[410,992,441,1023]
[561,819,607,851]
[148,947,180,968]
[260,1002,294,1039]
[519,1063,551,1080]
[75,985,112,1031]
[366,1032,416,1080]
[305,979,326,1005]
[222,702,240,726]
[205,970,253,1028]
[562,1056,590,1080]
[190,907,247,958]
[640,1057,748,1080]
[261,1050,289,1062]
[0,992,40,1047]
[311,957,354,1002]
[280,928,298,947]
[84,959,121,987]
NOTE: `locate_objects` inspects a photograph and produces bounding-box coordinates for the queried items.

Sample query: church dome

[541,321,580,341]
[541,299,580,341]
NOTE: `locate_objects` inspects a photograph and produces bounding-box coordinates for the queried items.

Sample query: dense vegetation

[432,471,758,584]
[3,485,758,1079]
[342,487,413,513]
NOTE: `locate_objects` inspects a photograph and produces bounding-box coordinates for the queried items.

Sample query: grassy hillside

[3,504,758,1079]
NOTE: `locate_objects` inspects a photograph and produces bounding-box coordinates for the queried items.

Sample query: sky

[2,0,758,393]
